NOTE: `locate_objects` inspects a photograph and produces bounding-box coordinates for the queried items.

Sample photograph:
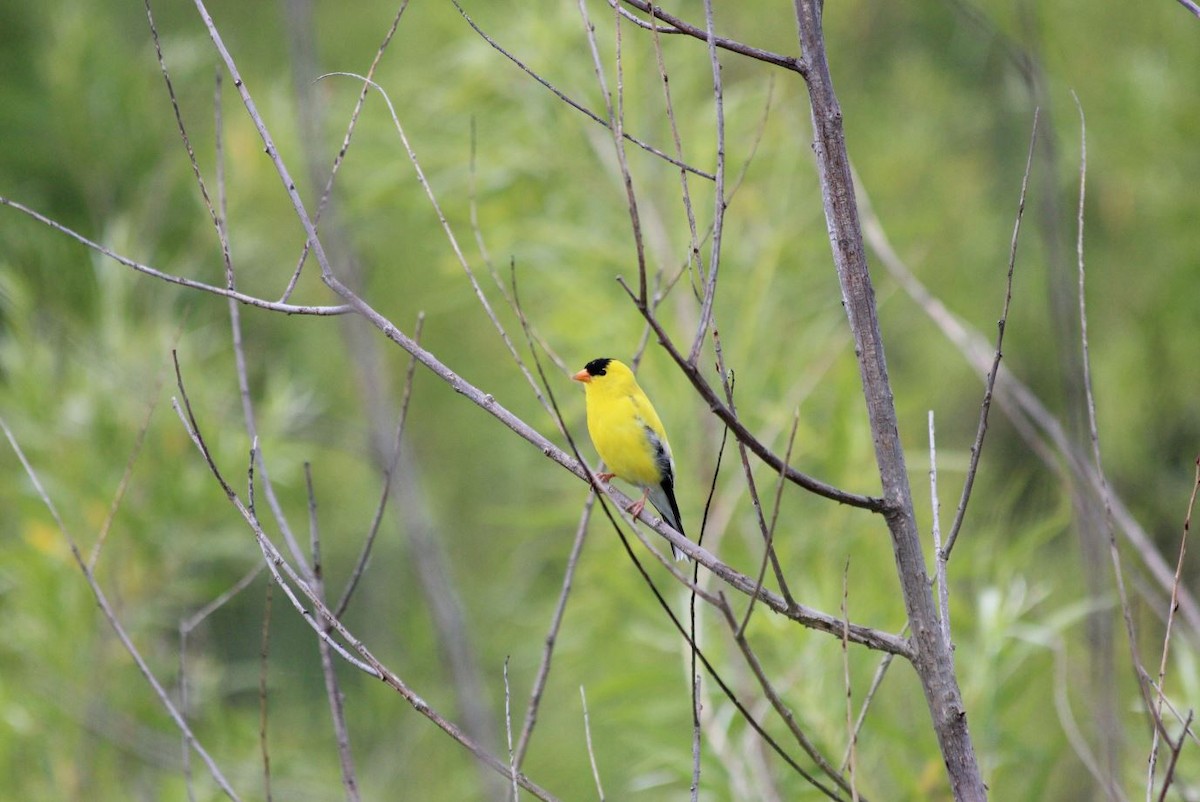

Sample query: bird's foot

[627,497,647,517]
[597,472,615,482]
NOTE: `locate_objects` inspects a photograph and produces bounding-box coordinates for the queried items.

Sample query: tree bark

[792,1,988,798]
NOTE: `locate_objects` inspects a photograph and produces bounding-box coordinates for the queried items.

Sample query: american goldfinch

[572,358,688,560]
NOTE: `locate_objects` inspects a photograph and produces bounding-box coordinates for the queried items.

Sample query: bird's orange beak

[572,369,591,383]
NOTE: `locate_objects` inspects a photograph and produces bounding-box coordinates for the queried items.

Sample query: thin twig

[618,0,809,75]
[259,577,274,802]
[690,671,702,802]
[281,1,410,302]
[841,561,859,802]
[179,562,262,800]
[1148,456,1198,794]
[170,353,561,800]
[515,493,596,767]
[942,109,1037,559]
[644,0,705,299]
[689,393,731,801]
[89,356,169,570]
[1,417,242,801]
[1071,95,1159,738]
[210,61,311,577]
[1155,710,1194,802]
[0,197,350,315]
[580,687,606,801]
[840,629,905,772]
[303,465,360,801]
[1169,0,1200,19]
[450,0,714,180]
[335,313,424,618]
[740,408,800,634]
[619,277,885,511]
[712,334,796,607]
[577,0,648,303]
[929,411,950,650]
[716,595,857,801]
[505,658,520,802]
[687,0,727,365]
[857,164,1200,642]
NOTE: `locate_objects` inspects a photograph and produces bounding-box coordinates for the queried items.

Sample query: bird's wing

[641,424,683,536]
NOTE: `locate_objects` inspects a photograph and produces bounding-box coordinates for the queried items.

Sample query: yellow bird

[572,358,688,560]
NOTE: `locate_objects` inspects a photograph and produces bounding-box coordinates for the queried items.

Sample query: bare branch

[618,279,886,511]
[791,0,985,794]
[281,1,410,302]
[943,109,1037,559]
[1148,456,1198,792]
[578,0,649,303]
[716,595,858,801]
[580,687,606,801]
[515,492,596,766]
[1155,710,1194,802]
[857,164,1200,643]
[258,578,274,802]
[840,562,859,802]
[1071,95,1159,741]
[929,412,951,650]
[740,407,800,634]
[504,658,520,802]
[712,334,796,607]
[687,0,727,365]
[1,417,243,801]
[841,627,905,773]
[303,466,361,801]
[0,197,351,315]
[1169,0,1200,19]
[451,0,715,181]
[334,313,424,619]
[170,353,562,800]
[618,0,808,76]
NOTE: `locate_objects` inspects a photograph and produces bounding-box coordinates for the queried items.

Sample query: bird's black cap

[582,358,613,377]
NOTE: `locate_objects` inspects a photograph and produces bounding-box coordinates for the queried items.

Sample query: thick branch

[792,1,986,798]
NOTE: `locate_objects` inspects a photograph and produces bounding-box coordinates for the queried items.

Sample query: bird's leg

[597,472,615,482]
[627,488,649,518]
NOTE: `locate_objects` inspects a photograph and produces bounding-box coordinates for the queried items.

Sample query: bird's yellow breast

[585,392,667,487]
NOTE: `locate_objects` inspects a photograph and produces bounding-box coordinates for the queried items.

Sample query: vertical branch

[739,408,801,633]
[791,1,985,797]
[504,658,520,802]
[929,412,950,649]
[1,418,243,801]
[259,577,275,802]
[514,493,596,767]
[1072,95,1159,802]
[840,561,859,802]
[643,0,705,297]
[577,0,648,301]
[943,111,1037,560]
[687,0,727,365]
[581,687,606,801]
[304,466,361,802]
[1147,457,1198,795]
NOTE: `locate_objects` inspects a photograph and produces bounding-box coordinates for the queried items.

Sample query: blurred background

[1,0,1197,799]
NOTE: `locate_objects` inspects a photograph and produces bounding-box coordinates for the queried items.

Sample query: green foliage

[1,0,1197,799]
